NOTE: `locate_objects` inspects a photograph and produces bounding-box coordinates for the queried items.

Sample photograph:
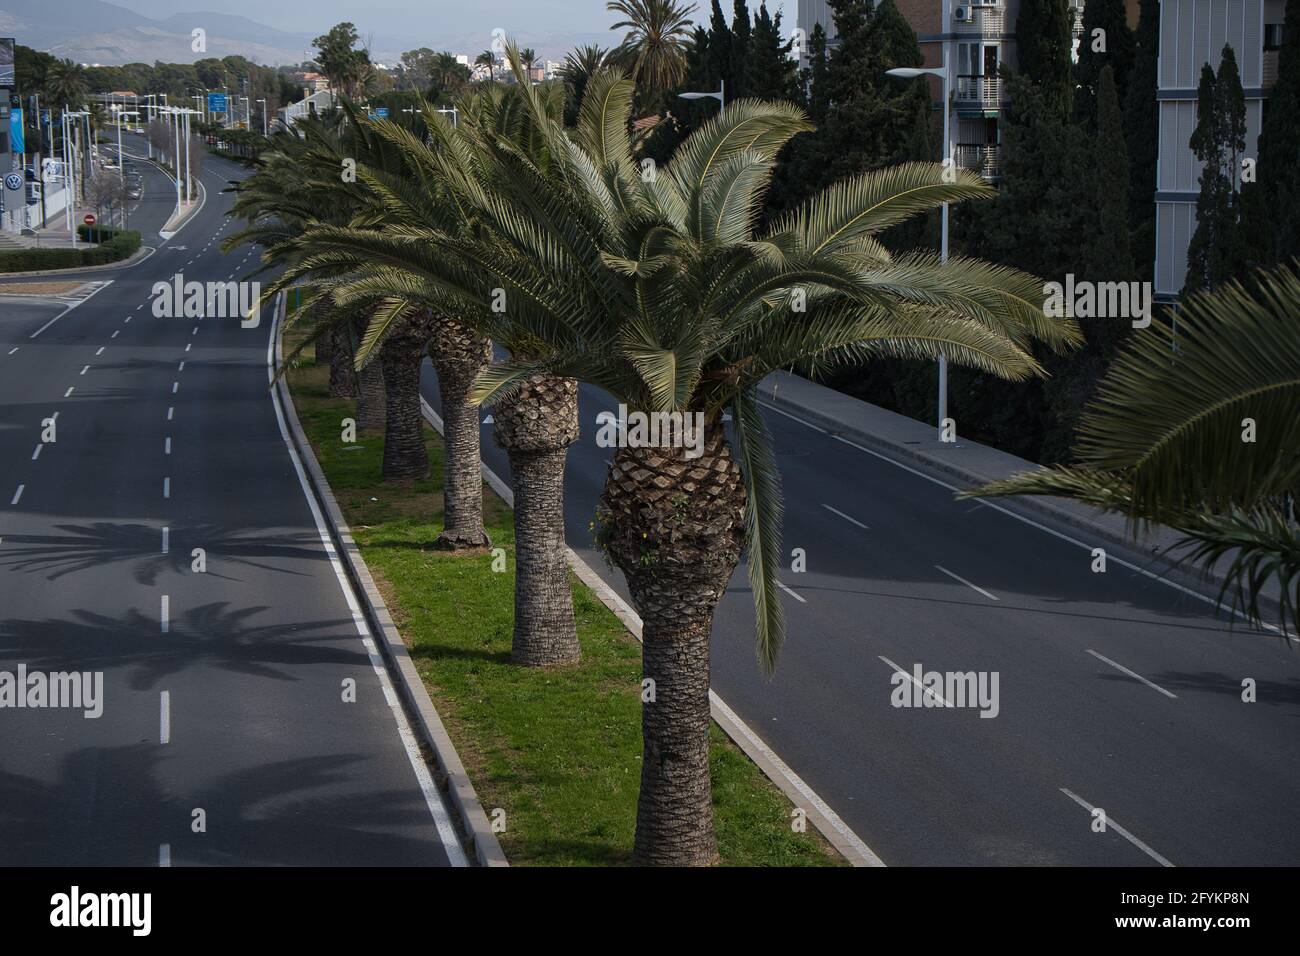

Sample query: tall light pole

[678,79,725,111]
[887,54,953,441]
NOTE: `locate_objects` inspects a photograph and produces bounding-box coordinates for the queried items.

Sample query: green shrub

[0,231,142,273]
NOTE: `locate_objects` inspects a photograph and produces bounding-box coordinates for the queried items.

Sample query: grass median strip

[285,339,843,866]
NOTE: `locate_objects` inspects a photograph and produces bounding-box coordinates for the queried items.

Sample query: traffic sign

[2,172,22,191]
[83,214,96,226]
[207,92,229,113]
[374,107,389,118]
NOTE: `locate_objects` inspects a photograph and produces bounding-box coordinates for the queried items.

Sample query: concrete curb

[276,298,508,867]
[419,397,884,867]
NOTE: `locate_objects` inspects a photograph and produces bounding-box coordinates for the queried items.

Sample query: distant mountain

[1,0,618,67]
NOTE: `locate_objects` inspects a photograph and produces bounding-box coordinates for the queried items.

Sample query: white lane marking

[164,437,171,455]
[161,595,170,633]
[759,399,1291,640]
[191,327,198,335]
[136,304,144,311]
[178,361,185,372]
[124,317,131,324]
[822,503,869,530]
[64,387,73,397]
[166,406,174,421]
[163,477,170,498]
[158,844,171,867]
[111,330,119,338]
[268,299,468,867]
[172,382,179,394]
[935,564,999,601]
[30,445,42,460]
[79,365,90,375]
[28,281,113,339]
[159,691,170,743]
[1059,788,1174,867]
[777,580,807,604]
[879,655,950,706]
[10,485,23,505]
[1086,649,1178,699]
[95,347,105,356]
[185,343,191,352]
[161,527,169,554]
[6,348,16,355]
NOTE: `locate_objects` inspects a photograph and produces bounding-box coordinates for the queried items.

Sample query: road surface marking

[178,361,185,372]
[777,580,807,604]
[158,844,171,867]
[28,281,113,339]
[185,343,191,352]
[6,347,16,355]
[167,406,173,421]
[1086,649,1177,699]
[124,316,131,324]
[164,437,171,455]
[160,595,169,633]
[163,477,170,498]
[79,365,89,375]
[172,382,178,394]
[822,503,870,530]
[1059,788,1174,867]
[759,399,1291,640]
[935,564,999,601]
[879,655,950,706]
[10,485,24,505]
[161,527,169,554]
[95,347,104,356]
[136,304,144,311]
[30,445,41,460]
[191,327,198,335]
[64,387,73,397]
[159,691,170,743]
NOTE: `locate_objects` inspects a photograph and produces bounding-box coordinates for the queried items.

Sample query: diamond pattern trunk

[429,318,492,550]
[379,318,434,481]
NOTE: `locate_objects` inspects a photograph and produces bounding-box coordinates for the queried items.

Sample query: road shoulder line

[419,396,884,868]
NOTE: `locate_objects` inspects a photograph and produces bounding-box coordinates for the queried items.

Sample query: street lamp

[257,98,267,136]
[678,79,725,111]
[887,60,953,441]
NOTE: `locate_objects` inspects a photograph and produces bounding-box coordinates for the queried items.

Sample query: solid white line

[1086,649,1178,699]
[879,655,950,706]
[1060,788,1175,867]
[935,564,999,601]
[159,691,170,743]
[28,281,113,339]
[158,844,171,867]
[10,485,23,505]
[64,387,74,397]
[268,302,468,867]
[164,437,171,455]
[163,477,170,498]
[822,503,869,530]
[31,445,41,460]
[161,595,170,633]
[161,527,169,554]
[759,399,1289,639]
[777,580,807,604]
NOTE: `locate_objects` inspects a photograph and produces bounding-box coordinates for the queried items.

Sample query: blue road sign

[207,93,228,113]
[374,107,389,118]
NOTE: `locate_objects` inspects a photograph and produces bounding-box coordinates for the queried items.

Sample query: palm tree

[475,51,496,83]
[520,48,538,77]
[559,44,610,122]
[968,265,1300,633]
[44,58,87,110]
[270,58,1078,862]
[606,0,696,93]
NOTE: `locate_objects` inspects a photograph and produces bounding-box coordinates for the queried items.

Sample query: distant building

[300,72,331,94]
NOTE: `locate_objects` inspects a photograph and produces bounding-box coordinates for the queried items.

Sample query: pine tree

[1242,0,1300,269]
[1184,46,1249,295]
[1075,0,1136,121]
[730,0,753,99]
[1124,0,1160,281]
[746,3,798,101]
[1016,0,1075,114]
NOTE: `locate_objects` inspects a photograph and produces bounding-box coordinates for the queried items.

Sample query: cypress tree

[1015,0,1075,114]
[1124,0,1160,281]
[1075,0,1136,121]
[746,3,798,101]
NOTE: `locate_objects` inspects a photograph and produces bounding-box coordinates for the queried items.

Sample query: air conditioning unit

[954,6,974,22]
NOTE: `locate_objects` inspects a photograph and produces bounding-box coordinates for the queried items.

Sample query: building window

[1264,24,1285,51]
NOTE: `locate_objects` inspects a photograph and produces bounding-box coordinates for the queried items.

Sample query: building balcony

[954,144,1002,181]
[954,75,1006,112]
[951,4,1004,35]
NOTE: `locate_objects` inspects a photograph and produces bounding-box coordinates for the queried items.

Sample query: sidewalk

[759,370,1286,616]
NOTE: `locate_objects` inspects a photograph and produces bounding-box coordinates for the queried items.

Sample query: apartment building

[1153,0,1286,300]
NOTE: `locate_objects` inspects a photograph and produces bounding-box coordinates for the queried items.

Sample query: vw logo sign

[3,173,23,191]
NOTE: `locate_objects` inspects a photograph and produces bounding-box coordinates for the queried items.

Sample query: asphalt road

[0,149,463,866]
[422,358,1300,866]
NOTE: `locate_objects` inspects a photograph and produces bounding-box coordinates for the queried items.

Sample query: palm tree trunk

[354,313,386,429]
[600,421,746,866]
[380,320,433,480]
[494,375,580,666]
[328,324,357,399]
[429,318,492,550]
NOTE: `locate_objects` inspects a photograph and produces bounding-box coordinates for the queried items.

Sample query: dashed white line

[10,485,24,505]
[935,564,999,601]
[1086,649,1178,699]
[185,343,191,352]
[64,387,73,397]
[159,844,171,867]
[95,347,105,356]
[160,595,170,633]
[161,527,169,554]
[777,580,807,604]
[159,691,171,743]
[7,347,18,355]
[79,365,90,375]
[191,327,198,335]
[164,437,171,455]
[136,304,144,311]
[172,382,179,394]
[1059,788,1174,867]
[30,445,42,460]
[124,317,131,324]
[879,655,950,706]
[166,406,174,421]
[163,477,170,498]
[111,330,119,338]
[178,361,185,372]
[822,503,870,530]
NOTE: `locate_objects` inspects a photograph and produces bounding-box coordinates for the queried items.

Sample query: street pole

[184,111,191,203]
[939,8,951,440]
[172,110,182,210]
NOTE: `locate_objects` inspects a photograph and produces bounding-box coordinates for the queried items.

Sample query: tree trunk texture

[314,306,333,366]
[353,314,386,430]
[380,318,434,481]
[429,318,492,550]
[600,421,746,866]
[328,324,357,399]
[494,374,581,666]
